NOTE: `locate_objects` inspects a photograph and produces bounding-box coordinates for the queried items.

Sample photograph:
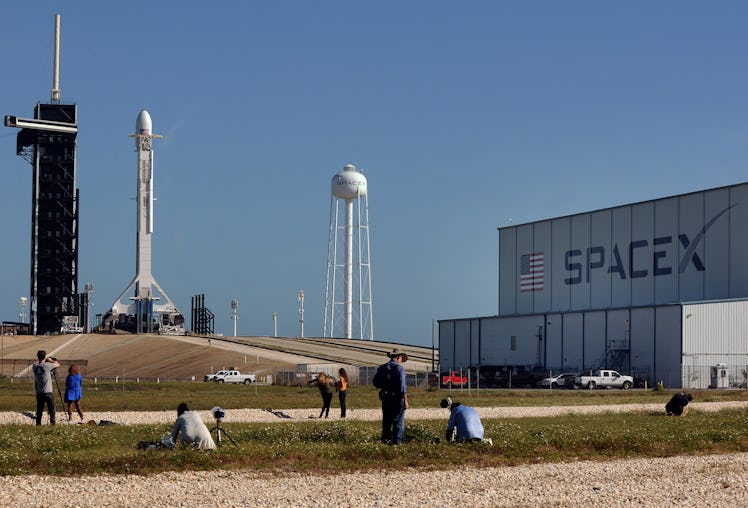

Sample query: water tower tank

[332,164,367,199]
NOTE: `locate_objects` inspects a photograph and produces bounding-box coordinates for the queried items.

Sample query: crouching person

[440,398,491,445]
[665,393,693,416]
[165,402,216,450]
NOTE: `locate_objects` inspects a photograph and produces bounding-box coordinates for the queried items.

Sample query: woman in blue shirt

[64,364,84,421]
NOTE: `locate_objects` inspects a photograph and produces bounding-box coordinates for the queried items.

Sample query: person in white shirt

[167,402,216,450]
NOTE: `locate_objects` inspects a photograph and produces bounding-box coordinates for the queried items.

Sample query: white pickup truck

[204,370,256,384]
[574,370,633,390]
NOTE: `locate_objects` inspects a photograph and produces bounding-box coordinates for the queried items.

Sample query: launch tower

[4,15,84,335]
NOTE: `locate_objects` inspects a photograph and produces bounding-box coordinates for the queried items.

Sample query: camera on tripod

[211,406,225,421]
[209,407,237,447]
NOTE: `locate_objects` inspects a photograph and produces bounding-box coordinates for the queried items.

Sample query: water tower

[323,164,374,340]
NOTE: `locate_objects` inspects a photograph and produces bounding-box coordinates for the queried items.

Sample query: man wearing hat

[378,349,409,445]
[440,398,490,445]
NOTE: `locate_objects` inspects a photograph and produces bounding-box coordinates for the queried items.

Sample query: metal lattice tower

[4,16,80,335]
[323,164,374,340]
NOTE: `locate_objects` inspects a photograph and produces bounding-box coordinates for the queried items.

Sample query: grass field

[2,377,746,412]
[2,378,746,476]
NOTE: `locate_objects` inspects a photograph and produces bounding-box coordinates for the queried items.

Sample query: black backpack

[372,362,399,393]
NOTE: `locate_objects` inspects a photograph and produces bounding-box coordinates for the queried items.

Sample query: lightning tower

[323,164,374,340]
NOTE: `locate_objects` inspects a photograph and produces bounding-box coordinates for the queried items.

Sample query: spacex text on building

[563,205,730,284]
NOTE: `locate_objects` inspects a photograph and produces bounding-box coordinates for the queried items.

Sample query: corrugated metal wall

[499,182,748,315]
[681,300,748,388]
[439,304,686,387]
[439,321,455,373]
[683,300,748,353]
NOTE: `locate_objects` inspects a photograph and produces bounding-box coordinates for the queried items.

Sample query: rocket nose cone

[136,110,152,135]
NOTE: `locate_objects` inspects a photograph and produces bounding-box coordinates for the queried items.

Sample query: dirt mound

[2,334,436,381]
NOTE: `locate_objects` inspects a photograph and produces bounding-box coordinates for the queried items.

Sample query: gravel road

[3,400,746,425]
[2,401,746,507]
[3,453,746,507]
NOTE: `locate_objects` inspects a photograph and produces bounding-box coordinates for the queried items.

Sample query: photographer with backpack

[32,350,60,426]
[373,349,409,445]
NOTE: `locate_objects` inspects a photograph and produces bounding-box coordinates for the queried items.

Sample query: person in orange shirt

[336,368,349,418]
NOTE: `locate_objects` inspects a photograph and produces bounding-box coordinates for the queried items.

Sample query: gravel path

[2,401,746,507]
[3,400,746,425]
[2,453,746,507]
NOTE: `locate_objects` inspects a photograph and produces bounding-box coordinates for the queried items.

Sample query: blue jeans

[381,396,405,444]
[339,390,347,417]
[320,392,332,418]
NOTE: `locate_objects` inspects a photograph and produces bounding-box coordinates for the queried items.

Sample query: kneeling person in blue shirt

[441,398,491,445]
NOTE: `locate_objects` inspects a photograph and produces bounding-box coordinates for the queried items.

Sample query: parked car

[204,370,256,384]
[204,370,226,382]
[574,370,634,390]
[442,371,468,386]
[537,373,577,389]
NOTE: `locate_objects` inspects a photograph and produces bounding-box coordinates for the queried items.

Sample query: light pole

[84,283,94,333]
[298,290,304,338]
[19,297,27,323]
[231,299,238,337]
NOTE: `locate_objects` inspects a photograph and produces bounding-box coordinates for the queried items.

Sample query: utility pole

[432,319,436,373]
[19,297,27,323]
[231,299,238,337]
[84,283,93,333]
[298,290,304,338]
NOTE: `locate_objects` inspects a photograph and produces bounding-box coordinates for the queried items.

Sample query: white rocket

[109,110,182,332]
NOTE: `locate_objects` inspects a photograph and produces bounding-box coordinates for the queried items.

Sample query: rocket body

[134,110,155,299]
[109,109,181,332]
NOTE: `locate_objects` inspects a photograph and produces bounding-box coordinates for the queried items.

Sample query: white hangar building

[439,182,748,389]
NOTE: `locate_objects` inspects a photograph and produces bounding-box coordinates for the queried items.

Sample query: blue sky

[1,2,747,345]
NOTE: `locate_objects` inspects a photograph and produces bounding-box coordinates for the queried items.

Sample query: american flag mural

[520,252,544,292]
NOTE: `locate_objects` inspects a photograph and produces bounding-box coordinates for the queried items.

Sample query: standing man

[375,349,409,445]
[32,350,60,426]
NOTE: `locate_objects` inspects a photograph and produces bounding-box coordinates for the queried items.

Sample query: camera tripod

[50,368,70,421]
[210,418,237,447]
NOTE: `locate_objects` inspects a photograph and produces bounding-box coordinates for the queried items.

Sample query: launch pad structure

[4,15,183,336]
[3,15,87,335]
